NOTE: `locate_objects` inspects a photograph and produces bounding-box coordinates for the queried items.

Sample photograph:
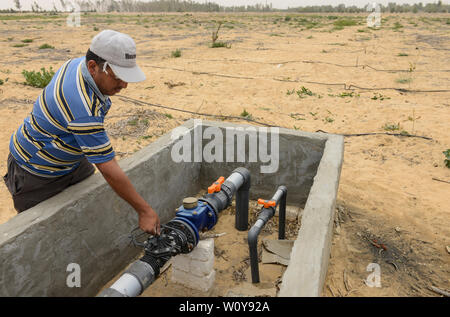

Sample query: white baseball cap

[90,30,146,83]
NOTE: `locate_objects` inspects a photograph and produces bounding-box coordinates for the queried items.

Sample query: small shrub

[334,19,357,27]
[443,149,450,168]
[393,22,403,30]
[240,109,252,119]
[12,43,28,48]
[22,39,33,43]
[171,49,182,58]
[22,67,55,88]
[0,79,3,85]
[397,53,408,56]
[383,122,401,131]
[39,43,54,49]
[211,41,230,48]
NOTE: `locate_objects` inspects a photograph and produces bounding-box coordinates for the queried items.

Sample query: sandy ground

[0,12,449,297]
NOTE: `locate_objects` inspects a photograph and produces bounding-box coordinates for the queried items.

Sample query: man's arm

[95,158,160,235]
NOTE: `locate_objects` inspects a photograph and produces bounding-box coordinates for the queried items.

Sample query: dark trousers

[3,153,95,213]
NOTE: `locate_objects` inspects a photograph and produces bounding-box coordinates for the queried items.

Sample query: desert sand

[0,12,449,297]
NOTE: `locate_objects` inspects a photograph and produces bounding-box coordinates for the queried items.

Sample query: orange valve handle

[208,176,225,194]
[257,199,276,208]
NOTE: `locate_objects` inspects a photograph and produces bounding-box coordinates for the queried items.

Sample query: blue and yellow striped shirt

[9,57,115,177]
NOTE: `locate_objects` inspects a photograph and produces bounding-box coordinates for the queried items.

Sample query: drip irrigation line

[182,58,450,73]
[316,130,433,141]
[302,60,450,73]
[117,96,435,141]
[116,95,276,127]
[145,65,450,93]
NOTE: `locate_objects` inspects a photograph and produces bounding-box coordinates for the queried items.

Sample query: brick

[187,238,214,262]
[171,254,191,273]
[190,255,214,277]
[171,268,216,292]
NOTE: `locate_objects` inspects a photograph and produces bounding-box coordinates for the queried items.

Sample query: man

[3,30,160,235]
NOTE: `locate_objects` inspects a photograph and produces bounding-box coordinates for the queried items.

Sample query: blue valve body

[175,201,217,243]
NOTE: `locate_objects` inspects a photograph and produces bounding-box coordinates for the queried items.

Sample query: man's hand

[138,207,161,236]
[95,158,161,235]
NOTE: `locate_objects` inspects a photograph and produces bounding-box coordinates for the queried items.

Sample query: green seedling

[371,93,390,100]
[240,109,252,119]
[290,113,305,121]
[171,49,182,58]
[407,109,421,134]
[127,119,138,126]
[296,86,314,98]
[286,88,295,95]
[383,122,401,131]
[396,77,413,84]
[443,149,450,168]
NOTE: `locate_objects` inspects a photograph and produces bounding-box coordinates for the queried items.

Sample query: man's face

[87,60,128,96]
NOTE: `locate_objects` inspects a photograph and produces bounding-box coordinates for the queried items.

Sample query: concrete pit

[0,119,343,297]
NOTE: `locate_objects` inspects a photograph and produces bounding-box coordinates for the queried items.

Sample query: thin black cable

[144,64,450,93]
[116,95,276,127]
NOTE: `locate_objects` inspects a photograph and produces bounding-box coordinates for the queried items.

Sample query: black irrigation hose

[316,130,434,141]
[184,57,450,73]
[117,95,434,141]
[145,65,450,93]
[116,95,276,127]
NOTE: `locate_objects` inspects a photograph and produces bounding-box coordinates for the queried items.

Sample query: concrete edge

[278,133,344,297]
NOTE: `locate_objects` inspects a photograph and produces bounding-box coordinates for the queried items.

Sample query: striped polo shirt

[9,57,115,177]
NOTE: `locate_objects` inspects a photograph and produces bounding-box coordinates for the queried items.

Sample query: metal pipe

[248,186,287,284]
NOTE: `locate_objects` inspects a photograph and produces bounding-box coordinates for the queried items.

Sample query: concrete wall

[278,134,344,296]
[0,119,344,297]
[0,121,201,296]
[197,121,327,206]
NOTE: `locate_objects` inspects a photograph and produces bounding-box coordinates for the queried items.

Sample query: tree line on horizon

[4,0,449,13]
